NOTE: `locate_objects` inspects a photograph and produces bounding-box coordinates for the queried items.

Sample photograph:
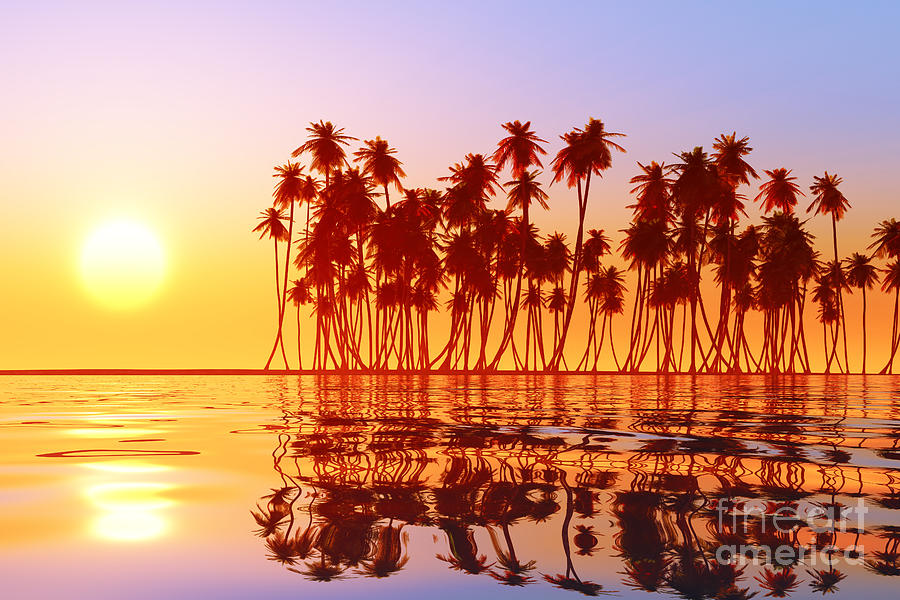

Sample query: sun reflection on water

[84,466,175,542]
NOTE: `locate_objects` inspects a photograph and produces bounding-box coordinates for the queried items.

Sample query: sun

[80,219,165,310]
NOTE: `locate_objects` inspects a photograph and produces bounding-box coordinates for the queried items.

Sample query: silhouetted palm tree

[253,207,290,350]
[755,168,804,214]
[353,136,405,209]
[871,219,900,374]
[881,260,900,374]
[549,118,625,369]
[844,252,879,372]
[265,161,306,370]
[809,172,851,371]
[291,120,356,185]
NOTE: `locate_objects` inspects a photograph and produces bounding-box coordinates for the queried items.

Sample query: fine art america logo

[713,498,867,566]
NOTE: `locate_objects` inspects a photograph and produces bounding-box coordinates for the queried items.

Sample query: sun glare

[80,219,165,310]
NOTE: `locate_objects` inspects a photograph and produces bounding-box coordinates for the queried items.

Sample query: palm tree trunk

[881,289,899,374]
[489,201,528,370]
[550,174,591,369]
[296,303,302,370]
[832,216,850,372]
[861,287,867,374]
[265,201,295,369]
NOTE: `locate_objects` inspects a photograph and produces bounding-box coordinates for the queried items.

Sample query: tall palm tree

[880,260,900,374]
[292,120,356,185]
[265,161,305,370]
[489,169,549,368]
[808,172,851,371]
[871,219,900,374]
[844,252,879,373]
[670,147,718,372]
[254,207,290,366]
[628,161,674,223]
[253,207,290,304]
[491,120,547,177]
[353,136,405,209]
[870,218,900,259]
[754,168,804,214]
[548,118,626,369]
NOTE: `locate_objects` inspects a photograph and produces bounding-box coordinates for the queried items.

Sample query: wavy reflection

[251,375,900,597]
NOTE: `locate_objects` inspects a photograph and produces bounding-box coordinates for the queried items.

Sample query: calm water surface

[1,375,899,599]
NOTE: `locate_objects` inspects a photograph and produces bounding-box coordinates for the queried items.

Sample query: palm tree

[808,172,851,371]
[754,168,804,214]
[871,219,900,374]
[491,120,547,176]
[670,147,719,372]
[490,169,550,368]
[353,136,405,209]
[881,260,900,373]
[548,118,626,369]
[844,252,879,373]
[628,161,674,223]
[870,218,900,259]
[253,207,290,333]
[292,120,356,185]
[264,161,305,370]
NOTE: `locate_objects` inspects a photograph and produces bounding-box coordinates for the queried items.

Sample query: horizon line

[0,369,893,377]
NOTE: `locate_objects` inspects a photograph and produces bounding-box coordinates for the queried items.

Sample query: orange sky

[2,2,899,369]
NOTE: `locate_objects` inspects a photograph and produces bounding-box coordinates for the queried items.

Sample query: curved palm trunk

[489,201,529,370]
[880,289,899,374]
[550,174,591,369]
[265,202,295,370]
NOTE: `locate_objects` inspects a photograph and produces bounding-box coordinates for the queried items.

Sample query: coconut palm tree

[264,161,306,370]
[491,120,547,176]
[808,172,851,371]
[292,120,356,185]
[844,252,879,373]
[548,118,626,369]
[628,161,674,223]
[253,207,290,330]
[670,147,719,372]
[353,136,405,209]
[881,260,900,374]
[870,218,900,259]
[754,168,804,214]
[489,169,550,369]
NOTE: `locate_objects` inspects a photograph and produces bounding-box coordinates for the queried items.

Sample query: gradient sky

[2,1,899,368]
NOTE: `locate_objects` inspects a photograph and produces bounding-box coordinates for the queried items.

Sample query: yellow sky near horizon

[2,2,899,369]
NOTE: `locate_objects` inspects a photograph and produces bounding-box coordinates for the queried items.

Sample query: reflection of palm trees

[755,567,800,597]
[249,377,898,594]
[359,521,409,578]
[436,519,492,574]
[866,526,900,576]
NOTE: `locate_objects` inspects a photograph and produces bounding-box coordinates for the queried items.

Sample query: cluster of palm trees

[254,119,900,373]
